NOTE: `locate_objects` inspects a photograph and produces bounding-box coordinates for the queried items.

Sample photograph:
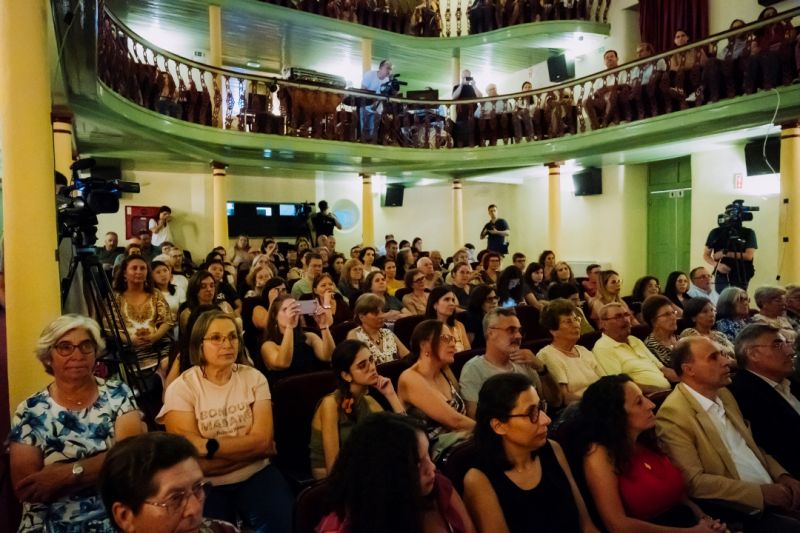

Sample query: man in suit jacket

[656,336,800,526]
[730,324,800,478]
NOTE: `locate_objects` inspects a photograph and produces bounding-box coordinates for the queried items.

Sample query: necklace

[53,383,94,406]
[552,343,578,357]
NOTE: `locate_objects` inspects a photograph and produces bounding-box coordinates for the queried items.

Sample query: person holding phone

[452,69,483,147]
[259,294,335,383]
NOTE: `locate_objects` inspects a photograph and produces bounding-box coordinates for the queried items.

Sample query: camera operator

[452,69,483,148]
[703,201,758,292]
[312,200,342,239]
[360,59,393,143]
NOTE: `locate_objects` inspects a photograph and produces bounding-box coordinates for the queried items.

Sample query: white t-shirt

[538,344,604,400]
[361,70,387,114]
[157,365,271,485]
[148,217,172,247]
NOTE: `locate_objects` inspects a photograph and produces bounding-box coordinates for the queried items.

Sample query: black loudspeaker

[383,185,405,207]
[547,54,575,83]
[573,167,602,196]
[744,137,780,176]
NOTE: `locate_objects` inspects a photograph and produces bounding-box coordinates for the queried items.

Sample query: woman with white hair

[714,286,753,342]
[752,286,797,344]
[8,314,145,532]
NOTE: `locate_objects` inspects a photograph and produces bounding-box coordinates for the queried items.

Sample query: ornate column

[0,0,62,410]
[212,162,229,247]
[547,163,562,252]
[361,173,375,246]
[452,179,464,250]
[51,107,74,181]
[780,122,800,283]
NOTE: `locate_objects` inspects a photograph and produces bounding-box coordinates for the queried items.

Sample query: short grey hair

[353,293,385,324]
[35,314,105,374]
[716,287,748,319]
[734,323,782,369]
[598,302,625,321]
[753,286,786,309]
[482,307,517,336]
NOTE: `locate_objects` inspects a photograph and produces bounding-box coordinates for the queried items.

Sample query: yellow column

[452,179,464,250]
[361,39,373,76]
[361,173,375,246]
[0,0,62,410]
[208,5,224,128]
[452,48,461,87]
[780,123,800,283]
[547,163,562,252]
[212,162,229,247]
[51,107,74,182]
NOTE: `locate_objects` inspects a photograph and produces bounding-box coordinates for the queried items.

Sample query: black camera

[379,74,408,96]
[465,76,473,82]
[717,199,759,227]
[57,158,140,247]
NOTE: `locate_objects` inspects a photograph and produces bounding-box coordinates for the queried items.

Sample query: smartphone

[297,300,317,315]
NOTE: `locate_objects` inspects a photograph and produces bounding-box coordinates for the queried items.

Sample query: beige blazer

[655,383,787,509]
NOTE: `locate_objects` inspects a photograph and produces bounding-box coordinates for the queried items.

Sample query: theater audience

[309,340,405,479]
[523,262,547,309]
[179,271,233,334]
[337,258,364,304]
[418,256,444,290]
[206,259,242,316]
[318,413,475,533]
[679,297,735,358]
[308,273,352,325]
[159,310,293,532]
[785,285,800,333]
[752,7,795,90]
[9,315,145,532]
[165,304,219,392]
[449,261,475,309]
[383,258,404,296]
[358,246,379,274]
[630,275,660,310]
[479,252,502,286]
[99,432,238,533]
[579,375,725,531]
[714,286,752,342]
[550,261,577,286]
[664,271,691,313]
[426,286,471,352]
[582,263,602,302]
[752,286,797,345]
[396,247,416,280]
[363,270,406,321]
[463,284,498,349]
[657,337,800,529]
[399,320,475,461]
[538,250,556,282]
[537,299,603,404]
[593,302,675,393]
[348,293,410,363]
[242,264,272,298]
[546,283,594,335]
[151,259,185,338]
[459,307,544,417]
[730,324,800,479]
[402,268,430,315]
[590,270,638,324]
[241,277,286,357]
[464,373,597,533]
[496,266,525,308]
[642,294,681,368]
[260,294,334,381]
[687,266,718,304]
[290,252,324,298]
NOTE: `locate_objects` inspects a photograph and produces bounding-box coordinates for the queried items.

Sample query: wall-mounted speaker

[547,54,576,83]
[383,185,405,207]
[573,167,602,196]
[744,137,780,176]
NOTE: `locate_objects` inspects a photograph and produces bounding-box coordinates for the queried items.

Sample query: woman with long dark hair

[425,286,471,352]
[463,284,498,348]
[464,373,596,533]
[318,413,475,533]
[523,262,547,309]
[663,271,690,313]
[309,340,404,479]
[538,250,556,282]
[496,265,525,308]
[577,375,724,531]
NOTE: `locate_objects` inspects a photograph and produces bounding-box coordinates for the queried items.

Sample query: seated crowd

[7,225,800,533]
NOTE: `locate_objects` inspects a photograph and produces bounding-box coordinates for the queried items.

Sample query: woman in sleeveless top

[463,373,597,533]
[577,375,726,532]
[425,287,471,353]
[309,340,404,479]
[398,320,474,461]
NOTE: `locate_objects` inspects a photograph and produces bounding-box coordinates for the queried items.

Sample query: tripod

[61,242,161,419]
[710,225,752,291]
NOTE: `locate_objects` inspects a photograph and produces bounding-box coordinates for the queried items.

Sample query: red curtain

[639,0,709,54]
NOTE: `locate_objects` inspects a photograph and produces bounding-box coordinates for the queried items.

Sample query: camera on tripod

[717,199,759,227]
[379,74,408,96]
[57,158,140,247]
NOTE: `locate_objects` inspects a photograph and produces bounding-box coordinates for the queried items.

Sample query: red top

[618,446,686,520]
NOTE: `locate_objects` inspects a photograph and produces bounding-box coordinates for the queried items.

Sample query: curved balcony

[68,3,800,175]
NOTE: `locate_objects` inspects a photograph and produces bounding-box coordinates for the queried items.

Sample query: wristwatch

[205,438,220,459]
[72,461,84,480]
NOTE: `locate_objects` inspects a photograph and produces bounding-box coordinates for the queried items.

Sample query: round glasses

[144,480,211,514]
[53,340,96,357]
[508,401,548,423]
[203,333,240,346]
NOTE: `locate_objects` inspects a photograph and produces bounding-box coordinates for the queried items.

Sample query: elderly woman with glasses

[641,295,681,368]
[159,309,293,532]
[9,314,145,532]
[463,373,597,533]
[398,320,475,461]
[752,286,797,345]
[537,299,603,404]
[714,286,752,342]
[402,268,430,315]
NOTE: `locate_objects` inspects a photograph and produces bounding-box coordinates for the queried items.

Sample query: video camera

[717,199,759,227]
[379,74,408,96]
[57,158,140,247]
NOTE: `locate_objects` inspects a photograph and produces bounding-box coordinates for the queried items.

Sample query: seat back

[392,315,425,347]
[293,480,331,533]
[330,320,356,344]
[438,439,477,495]
[377,358,412,389]
[450,348,484,381]
[577,331,602,350]
[271,371,337,484]
[630,324,651,341]
[514,305,550,341]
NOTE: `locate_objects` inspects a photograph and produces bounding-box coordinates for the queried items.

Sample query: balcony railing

[97,5,800,150]
[257,0,609,38]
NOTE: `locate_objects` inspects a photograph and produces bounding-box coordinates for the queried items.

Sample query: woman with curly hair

[309,340,404,479]
[577,375,725,531]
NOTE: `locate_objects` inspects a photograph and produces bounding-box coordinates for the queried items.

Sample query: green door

[647,157,692,285]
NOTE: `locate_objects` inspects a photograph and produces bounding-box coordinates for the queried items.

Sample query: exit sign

[734,173,743,189]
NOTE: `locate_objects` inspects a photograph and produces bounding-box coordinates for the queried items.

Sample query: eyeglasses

[692,274,711,280]
[559,314,582,325]
[203,333,240,346]
[144,480,211,514]
[656,310,680,319]
[603,312,632,321]
[440,334,457,344]
[353,354,376,371]
[53,340,96,357]
[508,401,548,423]
[751,340,794,352]
[413,277,425,283]
[489,326,525,336]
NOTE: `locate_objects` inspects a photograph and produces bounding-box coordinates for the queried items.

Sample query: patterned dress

[8,378,139,533]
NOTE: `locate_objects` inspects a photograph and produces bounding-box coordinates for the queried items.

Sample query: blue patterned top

[713,317,749,343]
[8,378,138,533]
